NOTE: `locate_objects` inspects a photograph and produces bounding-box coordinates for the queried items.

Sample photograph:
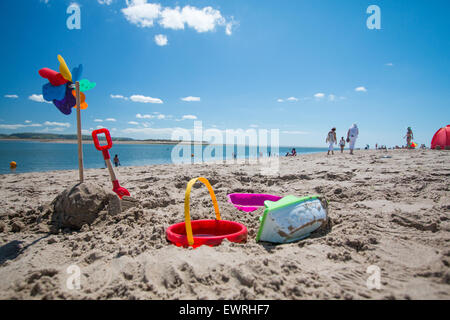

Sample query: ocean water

[0,140,328,174]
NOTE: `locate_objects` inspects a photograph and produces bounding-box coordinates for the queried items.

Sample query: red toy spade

[92,128,130,199]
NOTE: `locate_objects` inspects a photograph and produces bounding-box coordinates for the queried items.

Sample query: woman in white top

[326,127,337,155]
[347,124,359,155]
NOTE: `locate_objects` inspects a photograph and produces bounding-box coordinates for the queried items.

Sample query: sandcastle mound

[51,182,121,230]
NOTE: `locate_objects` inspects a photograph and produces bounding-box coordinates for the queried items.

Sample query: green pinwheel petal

[79,79,96,92]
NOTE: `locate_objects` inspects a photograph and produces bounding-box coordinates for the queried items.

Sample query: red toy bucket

[166,177,247,248]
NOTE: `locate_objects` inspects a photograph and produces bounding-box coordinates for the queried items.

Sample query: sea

[0,140,328,174]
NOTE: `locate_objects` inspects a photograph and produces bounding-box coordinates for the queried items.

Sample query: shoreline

[1,149,349,176]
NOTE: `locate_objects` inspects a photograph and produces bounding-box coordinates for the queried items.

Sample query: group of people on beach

[104,126,417,167]
[325,126,417,154]
[326,124,359,155]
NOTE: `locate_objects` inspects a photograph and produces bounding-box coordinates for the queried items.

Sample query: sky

[0,0,449,147]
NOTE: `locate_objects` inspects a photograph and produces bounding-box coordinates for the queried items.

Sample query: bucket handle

[184,177,221,246]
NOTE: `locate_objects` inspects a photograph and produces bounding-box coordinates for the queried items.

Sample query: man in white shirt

[347,124,359,155]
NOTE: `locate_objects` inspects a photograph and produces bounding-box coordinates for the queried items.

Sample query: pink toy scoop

[227,193,282,212]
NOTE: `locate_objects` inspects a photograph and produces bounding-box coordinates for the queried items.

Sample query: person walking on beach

[339,137,346,153]
[326,128,337,155]
[113,154,121,167]
[404,127,414,149]
[347,124,359,155]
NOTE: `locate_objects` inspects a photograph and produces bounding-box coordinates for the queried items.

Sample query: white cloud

[250,124,258,128]
[0,121,69,130]
[4,94,18,99]
[282,130,310,135]
[121,1,161,28]
[181,5,225,33]
[135,113,174,121]
[355,86,367,92]
[0,123,42,130]
[328,94,336,101]
[29,94,52,104]
[286,97,299,102]
[98,0,113,5]
[94,118,117,123]
[277,99,284,103]
[314,93,325,99]
[181,96,201,102]
[160,7,185,30]
[385,63,394,66]
[136,113,154,119]
[128,121,139,125]
[130,95,163,104]
[43,127,65,132]
[122,1,233,35]
[225,19,237,36]
[154,34,168,46]
[182,115,197,120]
[122,126,186,137]
[43,121,71,127]
[110,94,128,100]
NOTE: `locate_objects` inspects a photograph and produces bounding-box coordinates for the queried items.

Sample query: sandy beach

[0,149,448,300]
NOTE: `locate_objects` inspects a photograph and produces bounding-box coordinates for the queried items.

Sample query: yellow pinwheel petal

[57,55,72,81]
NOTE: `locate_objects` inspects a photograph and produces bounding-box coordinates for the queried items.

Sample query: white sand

[0,149,449,299]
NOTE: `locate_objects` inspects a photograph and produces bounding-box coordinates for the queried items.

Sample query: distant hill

[0,132,134,141]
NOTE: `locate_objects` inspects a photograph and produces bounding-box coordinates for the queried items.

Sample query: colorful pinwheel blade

[43,82,66,102]
[52,84,76,115]
[39,68,68,86]
[71,64,83,83]
[79,79,96,92]
[57,55,72,82]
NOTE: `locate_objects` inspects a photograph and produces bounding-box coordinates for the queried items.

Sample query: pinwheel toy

[38,55,96,182]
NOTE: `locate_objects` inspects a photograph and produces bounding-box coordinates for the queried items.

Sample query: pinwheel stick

[75,81,84,182]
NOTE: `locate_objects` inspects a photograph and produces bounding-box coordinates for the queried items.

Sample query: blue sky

[0,0,449,147]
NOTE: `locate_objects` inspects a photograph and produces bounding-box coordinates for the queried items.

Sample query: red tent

[431,125,450,149]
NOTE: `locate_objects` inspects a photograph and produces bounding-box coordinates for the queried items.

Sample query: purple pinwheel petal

[52,83,76,115]
[65,84,77,107]
[53,98,72,115]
